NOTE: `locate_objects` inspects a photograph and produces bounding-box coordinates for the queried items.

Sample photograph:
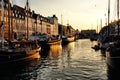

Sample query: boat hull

[47,39,62,45]
[106,50,120,80]
[39,39,62,47]
[0,47,41,64]
[62,36,75,44]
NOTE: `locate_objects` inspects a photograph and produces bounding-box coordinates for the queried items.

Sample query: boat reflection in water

[0,57,41,80]
[106,52,120,80]
[0,39,108,80]
[62,42,74,67]
[48,44,62,60]
[40,44,62,59]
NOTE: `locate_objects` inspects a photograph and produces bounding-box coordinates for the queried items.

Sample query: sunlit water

[0,39,108,80]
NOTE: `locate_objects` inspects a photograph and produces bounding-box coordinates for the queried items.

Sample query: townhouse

[0,0,59,40]
[0,0,9,39]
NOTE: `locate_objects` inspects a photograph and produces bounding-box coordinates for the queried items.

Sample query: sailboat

[106,0,120,57]
[0,0,41,64]
[62,23,75,44]
[38,15,62,46]
[58,15,74,44]
[97,0,114,50]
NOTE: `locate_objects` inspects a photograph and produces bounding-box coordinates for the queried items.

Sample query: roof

[13,5,25,15]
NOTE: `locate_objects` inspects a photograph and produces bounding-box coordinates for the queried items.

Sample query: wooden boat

[0,40,41,64]
[90,33,98,41]
[106,0,120,57]
[39,35,62,46]
[106,41,120,57]
[105,1,120,79]
[0,0,41,64]
[106,49,120,80]
[47,39,62,45]
[62,35,75,44]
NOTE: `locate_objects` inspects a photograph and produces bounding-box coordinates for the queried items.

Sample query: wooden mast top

[107,0,110,36]
[26,0,29,40]
[117,0,119,34]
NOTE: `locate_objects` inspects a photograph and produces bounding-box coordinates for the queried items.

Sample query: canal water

[0,39,108,80]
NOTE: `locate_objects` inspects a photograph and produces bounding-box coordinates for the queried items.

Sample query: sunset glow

[10,0,113,31]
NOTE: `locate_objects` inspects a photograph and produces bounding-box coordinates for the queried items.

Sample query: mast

[117,0,119,34]
[1,0,5,48]
[97,19,98,33]
[100,18,102,31]
[26,0,29,40]
[108,0,110,36]
[8,0,11,41]
[61,14,63,36]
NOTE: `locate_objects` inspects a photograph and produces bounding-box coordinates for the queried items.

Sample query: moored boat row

[0,0,78,65]
[0,0,41,64]
[0,40,41,64]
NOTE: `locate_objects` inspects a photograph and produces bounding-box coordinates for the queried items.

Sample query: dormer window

[6,4,8,8]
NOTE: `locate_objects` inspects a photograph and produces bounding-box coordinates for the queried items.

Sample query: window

[16,14,18,17]
[6,17,8,22]
[4,17,6,22]
[6,4,8,8]
[13,13,14,17]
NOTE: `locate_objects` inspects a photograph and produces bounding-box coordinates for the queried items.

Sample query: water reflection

[0,58,41,80]
[106,52,120,80]
[100,50,106,57]
[0,39,108,80]
[49,44,62,60]
[62,42,74,68]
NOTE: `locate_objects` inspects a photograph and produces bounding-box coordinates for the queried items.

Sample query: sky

[10,0,116,31]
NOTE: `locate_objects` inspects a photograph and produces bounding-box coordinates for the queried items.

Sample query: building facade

[0,0,59,40]
[0,0,9,39]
